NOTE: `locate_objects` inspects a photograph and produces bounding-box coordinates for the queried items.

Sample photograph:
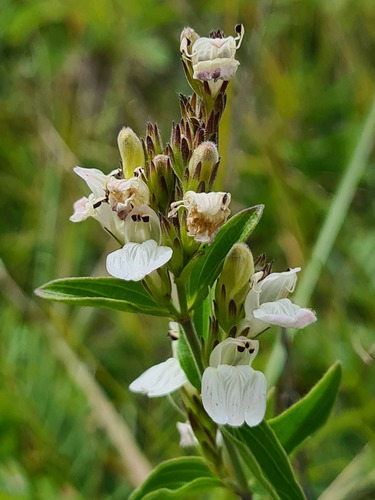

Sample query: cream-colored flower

[106,168,149,219]
[70,167,125,243]
[168,191,231,243]
[181,25,244,95]
[239,268,317,336]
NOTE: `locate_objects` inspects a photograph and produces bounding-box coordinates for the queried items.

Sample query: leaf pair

[130,362,341,499]
[36,205,263,317]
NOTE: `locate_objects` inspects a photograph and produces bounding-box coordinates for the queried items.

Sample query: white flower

[181,25,244,96]
[129,358,188,397]
[201,337,267,427]
[106,205,172,281]
[70,166,125,241]
[106,170,149,218]
[239,268,317,336]
[70,166,150,241]
[176,422,199,448]
[168,191,231,243]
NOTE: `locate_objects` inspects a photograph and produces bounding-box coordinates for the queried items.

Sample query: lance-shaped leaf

[177,326,201,391]
[222,421,305,500]
[187,205,264,309]
[35,277,171,317]
[269,362,342,454]
[129,457,223,500]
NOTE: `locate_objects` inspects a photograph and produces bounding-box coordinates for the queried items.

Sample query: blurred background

[1,0,375,498]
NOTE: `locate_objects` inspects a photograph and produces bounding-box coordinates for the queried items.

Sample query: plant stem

[180,316,205,376]
[222,431,253,499]
[176,283,204,376]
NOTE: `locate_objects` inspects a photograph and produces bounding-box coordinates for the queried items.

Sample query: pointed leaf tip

[35,277,171,317]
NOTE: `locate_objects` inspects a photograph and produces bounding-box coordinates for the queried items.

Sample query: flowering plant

[37,25,341,499]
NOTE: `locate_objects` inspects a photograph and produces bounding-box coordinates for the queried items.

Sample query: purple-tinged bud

[185,141,220,192]
[148,154,178,214]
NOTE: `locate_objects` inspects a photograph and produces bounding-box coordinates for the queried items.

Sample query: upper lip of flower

[168,191,231,244]
[239,268,317,337]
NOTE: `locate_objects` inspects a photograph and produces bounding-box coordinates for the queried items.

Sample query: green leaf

[187,205,264,309]
[193,293,211,343]
[35,277,171,317]
[269,362,342,454]
[129,457,223,500]
[177,326,201,390]
[222,421,305,500]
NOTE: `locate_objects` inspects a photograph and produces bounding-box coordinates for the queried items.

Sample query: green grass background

[1,0,375,498]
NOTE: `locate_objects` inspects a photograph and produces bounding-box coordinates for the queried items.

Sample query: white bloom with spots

[201,337,267,427]
[181,25,244,95]
[106,205,172,281]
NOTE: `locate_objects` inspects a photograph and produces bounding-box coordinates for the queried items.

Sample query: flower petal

[193,59,240,81]
[243,370,267,427]
[201,366,228,425]
[222,365,247,426]
[70,196,95,222]
[253,298,317,329]
[202,365,266,427]
[106,240,173,281]
[129,358,188,397]
[73,166,107,197]
[254,268,300,303]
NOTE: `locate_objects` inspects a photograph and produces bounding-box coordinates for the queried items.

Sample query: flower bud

[160,216,184,275]
[215,243,254,334]
[148,154,178,213]
[117,127,145,179]
[184,141,219,192]
[143,267,172,305]
[145,122,163,159]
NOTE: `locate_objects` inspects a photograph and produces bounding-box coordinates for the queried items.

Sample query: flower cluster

[70,25,317,441]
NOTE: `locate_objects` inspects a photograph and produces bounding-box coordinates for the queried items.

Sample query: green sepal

[35,277,172,317]
[129,456,223,500]
[270,362,342,454]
